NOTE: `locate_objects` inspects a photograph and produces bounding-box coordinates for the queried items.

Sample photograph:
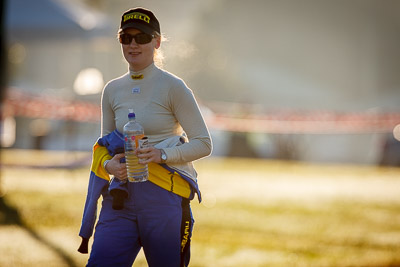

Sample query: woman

[80,7,212,267]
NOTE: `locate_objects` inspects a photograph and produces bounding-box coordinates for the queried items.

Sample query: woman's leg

[87,197,141,267]
[134,181,182,267]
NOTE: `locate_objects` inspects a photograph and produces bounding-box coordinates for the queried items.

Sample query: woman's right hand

[105,153,127,180]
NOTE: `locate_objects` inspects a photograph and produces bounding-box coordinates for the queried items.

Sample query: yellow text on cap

[124,12,150,24]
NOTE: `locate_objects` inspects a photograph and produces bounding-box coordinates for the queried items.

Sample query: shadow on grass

[0,196,78,267]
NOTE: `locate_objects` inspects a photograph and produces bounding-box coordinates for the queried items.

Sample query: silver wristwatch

[160,149,167,163]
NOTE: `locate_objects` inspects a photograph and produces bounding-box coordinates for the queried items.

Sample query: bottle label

[133,134,145,149]
[138,137,148,164]
[139,137,149,149]
[124,134,145,150]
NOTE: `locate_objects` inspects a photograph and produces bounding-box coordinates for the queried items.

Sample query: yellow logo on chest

[131,74,144,80]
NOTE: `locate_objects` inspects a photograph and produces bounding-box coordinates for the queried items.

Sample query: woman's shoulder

[157,68,187,88]
[158,70,196,103]
[156,68,194,98]
[104,73,130,91]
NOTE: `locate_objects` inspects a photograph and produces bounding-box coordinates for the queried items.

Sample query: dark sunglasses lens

[119,34,131,45]
[119,33,153,45]
[135,33,153,44]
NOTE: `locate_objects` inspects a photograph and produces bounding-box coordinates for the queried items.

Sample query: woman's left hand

[136,146,163,164]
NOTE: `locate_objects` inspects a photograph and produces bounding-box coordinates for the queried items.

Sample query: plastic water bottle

[123,109,148,182]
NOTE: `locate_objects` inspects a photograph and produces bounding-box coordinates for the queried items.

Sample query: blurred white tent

[3,0,120,151]
[5,0,113,41]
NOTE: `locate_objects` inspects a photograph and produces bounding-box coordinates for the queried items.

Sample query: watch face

[161,150,167,161]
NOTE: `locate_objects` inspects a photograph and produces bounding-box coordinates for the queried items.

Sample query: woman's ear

[155,36,161,49]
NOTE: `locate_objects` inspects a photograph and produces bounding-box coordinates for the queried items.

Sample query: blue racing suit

[78,130,200,267]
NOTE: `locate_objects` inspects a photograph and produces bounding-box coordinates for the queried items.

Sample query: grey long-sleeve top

[101,63,212,163]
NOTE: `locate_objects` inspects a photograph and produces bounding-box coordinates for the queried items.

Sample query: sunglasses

[119,33,155,45]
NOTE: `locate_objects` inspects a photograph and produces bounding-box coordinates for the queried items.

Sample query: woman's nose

[129,38,139,47]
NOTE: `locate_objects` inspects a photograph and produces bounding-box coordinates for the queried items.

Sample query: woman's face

[121,28,161,71]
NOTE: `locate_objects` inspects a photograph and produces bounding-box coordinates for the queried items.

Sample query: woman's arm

[101,85,115,137]
[136,88,212,165]
[165,81,212,163]
[101,84,127,179]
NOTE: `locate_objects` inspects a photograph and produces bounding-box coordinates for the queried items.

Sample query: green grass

[1,152,400,267]
[191,199,400,267]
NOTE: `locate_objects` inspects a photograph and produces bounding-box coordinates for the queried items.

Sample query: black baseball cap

[119,8,160,35]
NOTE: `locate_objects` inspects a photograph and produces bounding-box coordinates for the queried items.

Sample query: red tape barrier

[3,89,400,134]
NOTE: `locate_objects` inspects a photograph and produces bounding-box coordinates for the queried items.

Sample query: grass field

[1,149,400,266]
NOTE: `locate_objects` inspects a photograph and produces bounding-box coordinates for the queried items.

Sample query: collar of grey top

[128,63,157,81]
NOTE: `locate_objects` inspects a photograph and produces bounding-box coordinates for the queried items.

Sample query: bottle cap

[128,109,135,118]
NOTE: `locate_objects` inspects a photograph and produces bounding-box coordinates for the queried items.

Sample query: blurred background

[1,0,400,266]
